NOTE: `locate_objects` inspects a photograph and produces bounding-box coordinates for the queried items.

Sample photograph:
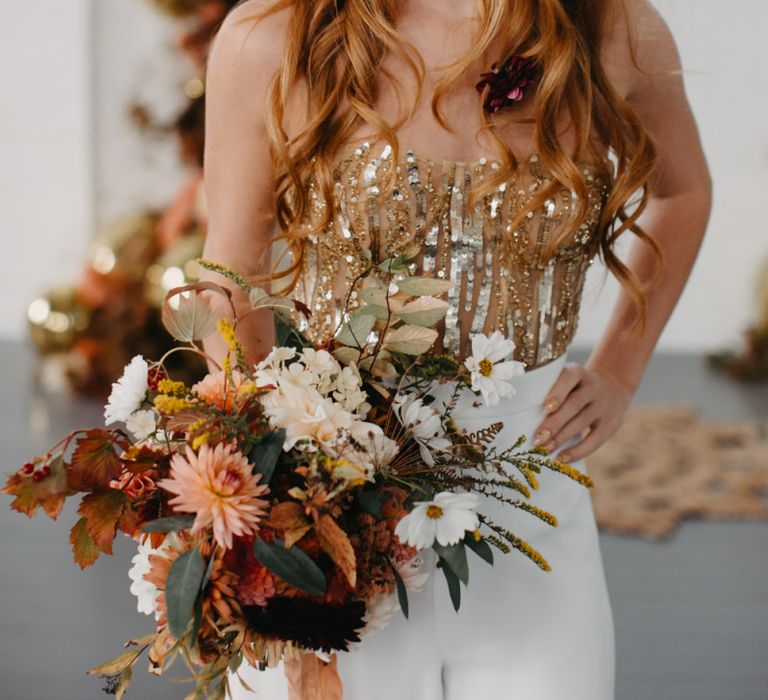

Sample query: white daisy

[125,410,157,441]
[394,491,480,550]
[464,331,526,406]
[393,393,451,466]
[104,355,149,425]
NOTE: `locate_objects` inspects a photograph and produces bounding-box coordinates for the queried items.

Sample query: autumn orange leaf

[268,502,309,530]
[69,516,101,568]
[317,515,357,588]
[67,430,130,491]
[2,455,68,519]
[78,489,126,553]
[268,501,312,549]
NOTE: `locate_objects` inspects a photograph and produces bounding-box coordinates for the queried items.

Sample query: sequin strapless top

[291,139,613,370]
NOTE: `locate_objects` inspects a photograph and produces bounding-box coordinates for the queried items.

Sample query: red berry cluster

[21,462,51,482]
[148,365,169,392]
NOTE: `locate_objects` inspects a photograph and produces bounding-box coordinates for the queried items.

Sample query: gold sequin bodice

[292,140,612,369]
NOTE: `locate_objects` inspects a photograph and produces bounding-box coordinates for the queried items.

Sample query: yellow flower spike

[157,378,187,396]
[222,355,232,376]
[192,433,211,450]
[473,529,482,542]
[153,395,192,415]
[237,382,259,398]
[548,460,595,489]
[188,418,208,433]
[217,318,243,354]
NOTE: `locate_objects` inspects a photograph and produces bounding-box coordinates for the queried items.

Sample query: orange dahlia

[158,441,270,549]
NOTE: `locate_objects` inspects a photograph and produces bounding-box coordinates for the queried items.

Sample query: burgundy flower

[476,55,539,113]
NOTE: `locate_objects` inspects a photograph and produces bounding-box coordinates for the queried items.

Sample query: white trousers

[228,352,616,699]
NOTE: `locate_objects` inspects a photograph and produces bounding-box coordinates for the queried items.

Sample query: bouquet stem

[285,653,343,700]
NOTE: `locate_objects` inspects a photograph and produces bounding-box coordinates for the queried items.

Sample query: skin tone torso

[201,0,712,462]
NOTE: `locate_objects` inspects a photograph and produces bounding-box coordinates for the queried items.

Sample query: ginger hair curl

[227,0,662,336]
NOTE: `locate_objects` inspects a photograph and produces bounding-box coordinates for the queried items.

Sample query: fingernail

[533,429,551,447]
[544,441,555,453]
[544,398,559,414]
[559,452,571,462]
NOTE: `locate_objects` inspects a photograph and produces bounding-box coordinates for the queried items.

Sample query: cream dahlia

[157,442,270,550]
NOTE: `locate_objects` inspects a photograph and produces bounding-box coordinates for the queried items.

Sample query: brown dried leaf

[317,514,356,588]
[162,288,219,342]
[285,525,313,549]
[267,501,309,530]
[69,516,100,568]
[67,430,129,491]
[87,647,143,677]
[78,489,126,553]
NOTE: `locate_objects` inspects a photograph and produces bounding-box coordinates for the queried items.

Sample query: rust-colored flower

[157,441,270,549]
[476,55,539,113]
[109,469,158,499]
[224,535,278,606]
[145,534,240,633]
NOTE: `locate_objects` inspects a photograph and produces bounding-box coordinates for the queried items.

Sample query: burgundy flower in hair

[476,55,539,113]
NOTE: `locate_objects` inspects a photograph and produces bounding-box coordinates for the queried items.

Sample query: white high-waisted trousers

[228,352,616,699]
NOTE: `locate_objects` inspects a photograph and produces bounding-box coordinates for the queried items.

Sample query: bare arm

[586,0,712,392]
[199,1,286,372]
[534,0,712,462]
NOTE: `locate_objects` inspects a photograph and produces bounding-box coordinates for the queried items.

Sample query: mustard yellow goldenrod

[154,395,192,415]
[157,378,187,396]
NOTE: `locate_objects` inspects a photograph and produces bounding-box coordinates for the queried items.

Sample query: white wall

[91,0,187,226]
[574,0,768,353]
[2,1,767,353]
[0,2,94,338]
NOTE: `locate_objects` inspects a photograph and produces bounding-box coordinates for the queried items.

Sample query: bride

[200,0,711,697]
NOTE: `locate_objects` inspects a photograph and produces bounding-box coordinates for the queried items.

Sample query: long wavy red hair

[224,0,662,335]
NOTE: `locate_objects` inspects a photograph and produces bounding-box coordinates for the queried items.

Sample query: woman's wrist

[583,352,646,398]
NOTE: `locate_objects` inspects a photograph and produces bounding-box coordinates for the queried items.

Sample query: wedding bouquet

[3,248,593,699]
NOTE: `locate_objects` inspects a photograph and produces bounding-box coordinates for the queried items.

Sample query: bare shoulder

[207,0,290,102]
[601,0,682,101]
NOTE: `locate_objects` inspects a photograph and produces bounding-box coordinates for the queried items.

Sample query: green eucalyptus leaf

[336,314,376,348]
[358,491,388,519]
[433,542,469,584]
[166,548,206,639]
[253,538,327,596]
[247,429,285,485]
[359,285,388,307]
[275,314,309,352]
[441,561,462,612]
[464,532,494,565]
[391,562,409,619]
[354,303,390,321]
[141,515,196,533]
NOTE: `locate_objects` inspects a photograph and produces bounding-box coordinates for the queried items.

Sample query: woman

[201,0,711,697]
